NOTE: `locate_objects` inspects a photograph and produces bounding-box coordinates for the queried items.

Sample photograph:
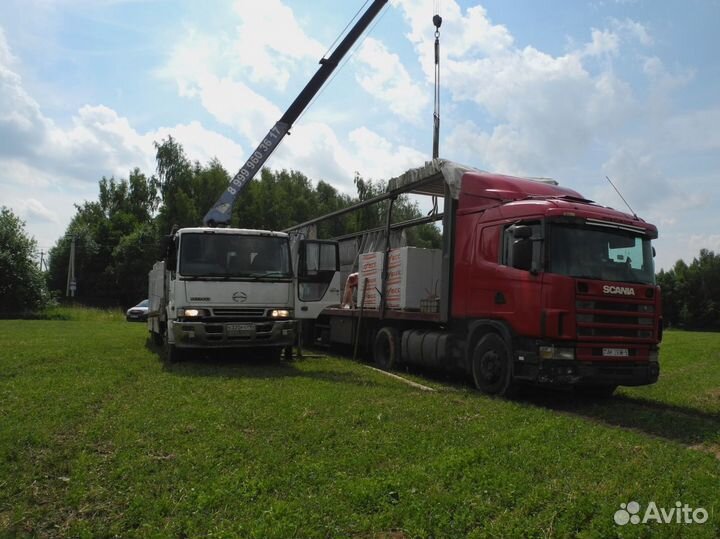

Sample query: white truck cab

[148,227,339,362]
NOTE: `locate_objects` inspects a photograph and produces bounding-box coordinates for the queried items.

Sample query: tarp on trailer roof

[387,158,558,199]
[386,159,478,200]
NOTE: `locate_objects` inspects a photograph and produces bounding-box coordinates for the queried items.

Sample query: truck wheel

[166,343,183,363]
[164,327,183,363]
[151,330,163,347]
[471,333,514,396]
[575,384,617,399]
[374,327,399,370]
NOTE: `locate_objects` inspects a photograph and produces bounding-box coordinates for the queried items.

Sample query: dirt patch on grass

[354,530,410,539]
[689,443,720,460]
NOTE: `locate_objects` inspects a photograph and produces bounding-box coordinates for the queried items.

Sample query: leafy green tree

[112,223,161,305]
[47,170,159,306]
[153,137,229,233]
[0,207,49,314]
[657,250,720,329]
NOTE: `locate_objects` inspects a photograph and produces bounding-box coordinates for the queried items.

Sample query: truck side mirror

[166,237,177,272]
[512,225,533,239]
[512,239,533,272]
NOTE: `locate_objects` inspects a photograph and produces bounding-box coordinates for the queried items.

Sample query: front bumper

[534,359,659,387]
[170,319,296,349]
[512,340,660,387]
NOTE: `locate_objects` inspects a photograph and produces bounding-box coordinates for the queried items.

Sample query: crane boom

[203,0,389,226]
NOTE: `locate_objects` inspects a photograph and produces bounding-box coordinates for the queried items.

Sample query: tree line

[41,137,440,308]
[1,136,718,330]
[656,251,720,330]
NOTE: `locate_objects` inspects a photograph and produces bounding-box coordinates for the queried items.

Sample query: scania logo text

[603,285,636,296]
[232,291,247,303]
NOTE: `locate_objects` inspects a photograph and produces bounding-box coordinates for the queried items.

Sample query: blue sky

[1,0,718,270]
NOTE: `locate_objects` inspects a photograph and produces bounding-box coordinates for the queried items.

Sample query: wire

[321,0,371,59]
[295,1,391,126]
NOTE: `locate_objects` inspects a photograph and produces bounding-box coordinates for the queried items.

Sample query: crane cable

[295,1,391,127]
[430,1,442,216]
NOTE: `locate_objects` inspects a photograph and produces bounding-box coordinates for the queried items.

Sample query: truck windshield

[547,223,655,284]
[179,234,291,278]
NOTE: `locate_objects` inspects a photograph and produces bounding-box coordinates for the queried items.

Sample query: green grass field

[1,311,718,538]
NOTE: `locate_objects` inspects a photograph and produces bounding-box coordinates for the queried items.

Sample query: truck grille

[211,308,266,317]
[576,299,655,341]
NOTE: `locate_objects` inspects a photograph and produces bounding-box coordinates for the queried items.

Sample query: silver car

[126,299,149,322]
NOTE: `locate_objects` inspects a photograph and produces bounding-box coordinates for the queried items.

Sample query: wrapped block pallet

[358,247,442,310]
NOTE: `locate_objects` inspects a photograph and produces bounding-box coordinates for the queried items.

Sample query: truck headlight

[178,308,207,317]
[539,345,575,360]
[271,309,291,318]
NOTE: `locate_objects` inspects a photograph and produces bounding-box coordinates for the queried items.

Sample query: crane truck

[285,160,662,397]
[147,1,389,362]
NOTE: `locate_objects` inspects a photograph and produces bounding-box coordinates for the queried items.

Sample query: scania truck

[285,160,662,397]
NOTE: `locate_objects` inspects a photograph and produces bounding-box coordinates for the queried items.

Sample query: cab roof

[177,227,289,238]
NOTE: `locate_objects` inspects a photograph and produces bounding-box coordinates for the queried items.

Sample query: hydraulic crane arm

[203,0,389,226]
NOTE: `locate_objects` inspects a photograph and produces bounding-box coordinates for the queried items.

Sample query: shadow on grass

[144,338,380,388]
[516,387,720,447]
[388,361,720,447]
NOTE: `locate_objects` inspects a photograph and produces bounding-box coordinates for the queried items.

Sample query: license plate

[227,323,255,337]
[603,348,629,357]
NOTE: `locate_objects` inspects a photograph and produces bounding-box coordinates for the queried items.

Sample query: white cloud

[664,108,720,152]
[642,56,694,93]
[611,18,653,46]
[395,0,514,61]
[161,29,281,143]
[347,126,427,179]
[582,28,620,57]
[394,0,640,176]
[159,2,429,190]
[0,31,249,249]
[0,27,17,66]
[229,0,324,89]
[264,122,428,192]
[18,198,58,224]
[146,121,245,172]
[355,37,429,123]
[654,232,720,271]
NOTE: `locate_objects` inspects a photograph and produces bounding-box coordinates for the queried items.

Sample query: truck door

[493,222,544,337]
[296,240,341,319]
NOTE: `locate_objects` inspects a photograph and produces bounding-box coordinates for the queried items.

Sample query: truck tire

[471,333,514,396]
[166,343,183,363]
[373,327,400,370]
[163,326,183,363]
[151,329,164,347]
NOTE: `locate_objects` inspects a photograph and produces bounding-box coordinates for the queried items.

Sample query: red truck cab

[453,172,661,394]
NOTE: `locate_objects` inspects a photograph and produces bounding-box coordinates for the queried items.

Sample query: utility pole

[65,235,76,298]
[39,250,44,271]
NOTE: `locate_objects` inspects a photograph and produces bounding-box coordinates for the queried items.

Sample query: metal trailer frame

[283,162,459,324]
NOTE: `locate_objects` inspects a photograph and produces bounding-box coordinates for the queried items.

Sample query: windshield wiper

[244,271,292,280]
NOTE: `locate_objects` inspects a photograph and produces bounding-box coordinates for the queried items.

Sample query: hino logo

[603,285,636,296]
[232,291,247,303]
